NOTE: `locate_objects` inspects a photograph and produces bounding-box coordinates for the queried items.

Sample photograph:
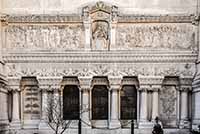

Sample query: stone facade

[0,1,200,134]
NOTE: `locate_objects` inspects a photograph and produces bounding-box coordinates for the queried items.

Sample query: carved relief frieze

[5,25,84,50]
[116,24,196,51]
[6,63,195,79]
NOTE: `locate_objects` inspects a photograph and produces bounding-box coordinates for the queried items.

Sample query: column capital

[138,76,164,86]
[110,85,120,92]
[81,87,90,93]
[139,87,149,92]
[180,86,192,92]
[79,76,92,90]
[151,88,160,92]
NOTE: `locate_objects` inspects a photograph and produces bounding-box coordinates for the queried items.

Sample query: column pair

[139,86,160,128]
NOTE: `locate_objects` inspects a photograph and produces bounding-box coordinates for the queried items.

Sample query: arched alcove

[63,85,80,120]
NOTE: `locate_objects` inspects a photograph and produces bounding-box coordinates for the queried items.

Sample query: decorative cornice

[4,15,82,24]
[3,51,197,63]
[1,14,195,24]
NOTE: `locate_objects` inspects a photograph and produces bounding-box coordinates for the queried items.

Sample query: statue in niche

[92,21,109,50]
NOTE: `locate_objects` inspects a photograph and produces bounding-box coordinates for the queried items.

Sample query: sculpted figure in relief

[6,25,84,50]
[92,22,109,50]
[116,24,195,51]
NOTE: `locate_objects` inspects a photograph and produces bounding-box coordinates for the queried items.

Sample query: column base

[22,120,40,129]
[39,120,49,129]
[179,120,190,129]
[109,120,121,128]
[81,119,91,128]
[10,120,21,129]
[139,120,154,128]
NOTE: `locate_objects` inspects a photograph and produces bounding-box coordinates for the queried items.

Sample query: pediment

[82,1,118,21]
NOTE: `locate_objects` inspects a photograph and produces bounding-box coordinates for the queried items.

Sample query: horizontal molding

[1,14,195,24]
[118,14,195,23]
[3,51,197,63]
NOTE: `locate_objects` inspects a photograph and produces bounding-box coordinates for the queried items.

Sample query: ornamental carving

[6,63,195,78]
[159,86,177,127]
[23,86,41,120]
[116,24,196,51]
[5,25,84,50]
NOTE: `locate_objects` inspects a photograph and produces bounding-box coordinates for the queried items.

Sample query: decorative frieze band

[3,52,197,63]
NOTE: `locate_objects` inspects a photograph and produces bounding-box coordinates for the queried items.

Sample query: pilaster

[79,76,92,128]
[83,6,91,51]
[110,6,118,50]
[108,76,121,128]
[10,88,21,129]
[192,1,200,128]
[0,81,9,131]
[179,86,191,129]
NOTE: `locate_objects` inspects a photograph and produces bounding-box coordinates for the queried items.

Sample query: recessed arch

[63,85,80,120]
[120,76,138,120]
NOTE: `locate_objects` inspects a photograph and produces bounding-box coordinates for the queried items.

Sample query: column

[140,88,148,122]
[11,89,21,128]
[110,87,120,128]
[180,87,190,128]
[152,88,159,120]
[81,87,90,128]
[39,89,48,129]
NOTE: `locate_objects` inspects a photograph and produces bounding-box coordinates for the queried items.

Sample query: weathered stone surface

[1,0,196,14]
[5,25,85,50]
[115,24,196,51]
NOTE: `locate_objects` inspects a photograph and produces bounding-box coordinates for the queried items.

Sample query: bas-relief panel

[5,25,85,50]
[159,85,177,128]
[23,86,41,120]
[115,24,196,51]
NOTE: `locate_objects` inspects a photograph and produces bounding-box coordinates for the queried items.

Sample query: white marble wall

[1,0,196,15]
